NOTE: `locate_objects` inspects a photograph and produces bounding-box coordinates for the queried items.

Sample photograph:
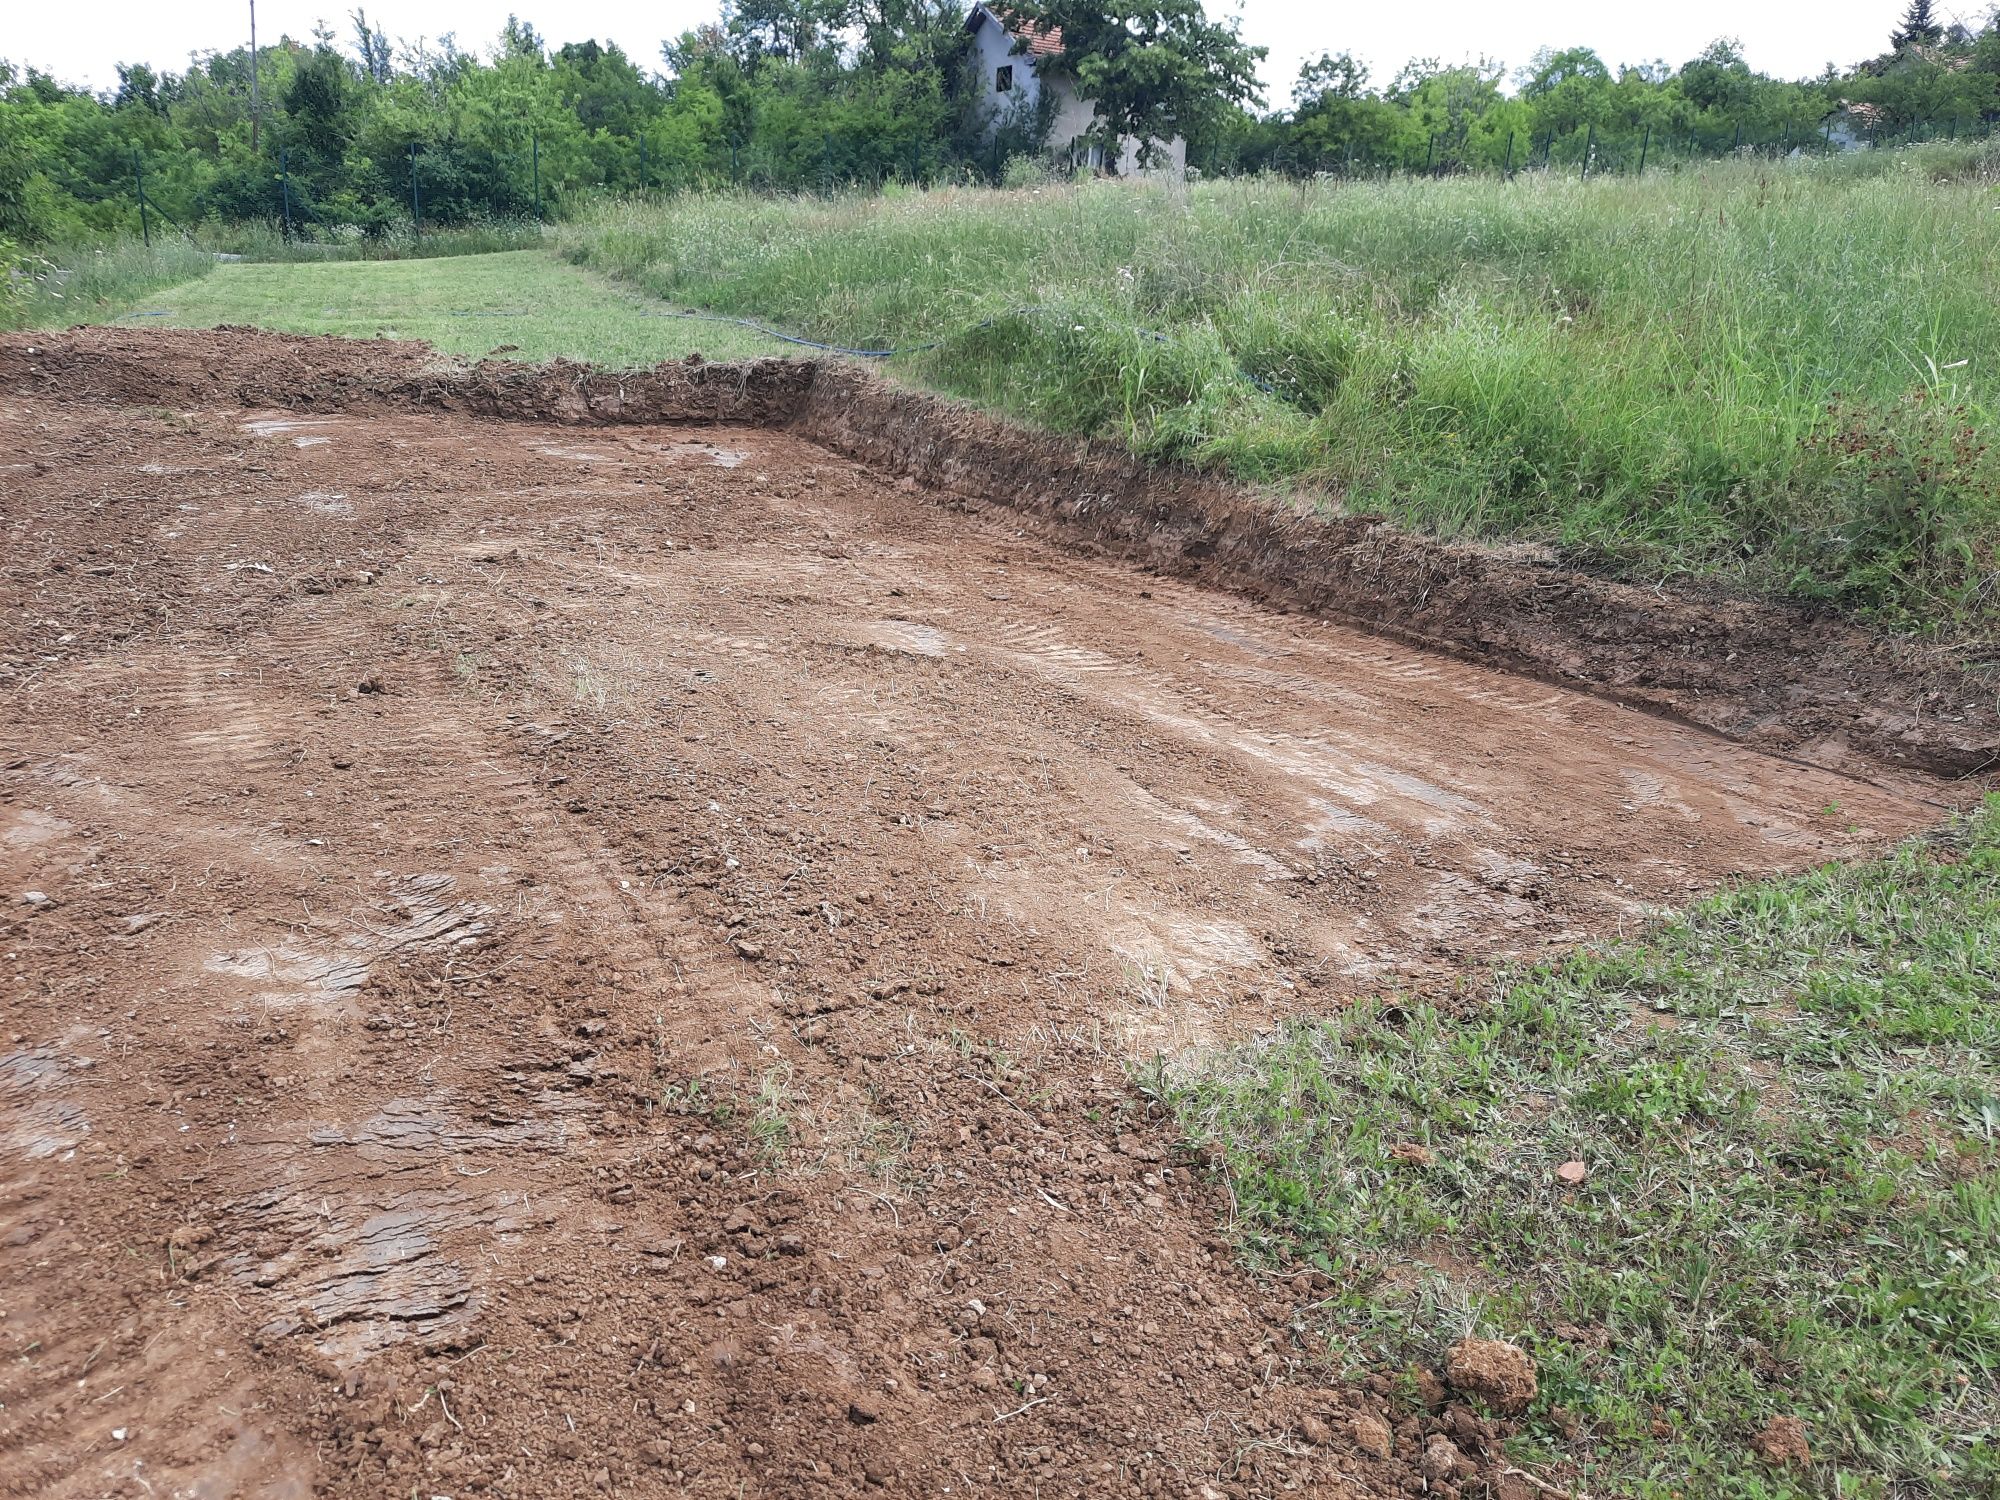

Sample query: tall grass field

[558,153,2000,629]
[5,236,216,330]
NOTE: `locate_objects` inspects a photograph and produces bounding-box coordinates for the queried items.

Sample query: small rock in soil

[1421,1434,1463,1482]
[1415,1368,1449,1410]
[1350,1411,1393,1459]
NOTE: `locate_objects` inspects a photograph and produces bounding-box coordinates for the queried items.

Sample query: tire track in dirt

[0,374,1965,1500]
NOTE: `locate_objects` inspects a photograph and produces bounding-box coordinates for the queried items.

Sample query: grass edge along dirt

[1150,796,2000,1500]
[555,153,2000,632]
[0,220,548,336]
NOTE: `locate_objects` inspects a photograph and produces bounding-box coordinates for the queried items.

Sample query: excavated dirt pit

[0,336,1963,1499]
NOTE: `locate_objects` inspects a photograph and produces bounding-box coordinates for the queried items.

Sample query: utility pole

[249,0,260,154]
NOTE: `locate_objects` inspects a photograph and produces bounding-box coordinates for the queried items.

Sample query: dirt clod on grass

[1749,1414,1813,1469]
[1445,1338,1539,1416]
[0,328,1976,1498]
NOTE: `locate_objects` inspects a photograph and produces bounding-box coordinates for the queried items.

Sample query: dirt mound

[1445,1338,1537,1416]
[0,324,813,427]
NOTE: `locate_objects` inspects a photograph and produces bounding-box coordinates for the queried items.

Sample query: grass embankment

[1158,800,2000,1499]
[90,248,777,364]
[558,159,2000,629]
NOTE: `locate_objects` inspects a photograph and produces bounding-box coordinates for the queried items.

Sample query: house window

[995,64,1014,93]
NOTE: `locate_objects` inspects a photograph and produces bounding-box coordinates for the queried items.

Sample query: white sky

[6,1,1992,101]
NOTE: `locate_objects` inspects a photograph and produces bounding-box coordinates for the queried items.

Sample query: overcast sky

[7,1,1993,101]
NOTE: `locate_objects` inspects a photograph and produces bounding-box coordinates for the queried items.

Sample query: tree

[114,63,164,114]
[284,47,351,163]
[351,9,393,84]
[724,0,856,64]
[1010,1,1265,169]
[1294,51,1369,111]
[1892,0,1943,51]
[552,41,658,134]
[1516,46,1612,136]
[1285,53,1401,171]
[1394,58,1516,171]
[500,16,546,62]
[1678,38,1756,114]
[849,0,970,108]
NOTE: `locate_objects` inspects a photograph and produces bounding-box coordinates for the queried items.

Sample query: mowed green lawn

[112,248,786,365]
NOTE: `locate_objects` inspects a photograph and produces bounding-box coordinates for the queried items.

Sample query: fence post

[280,145,292,240]
[1423,134,1435,175]
[409,142,420,233]
[533,132,542,219]
[1582,123,1596,177]
[1637,124,1651,175]
[132,150,152,247]
[1503,131,1514,178]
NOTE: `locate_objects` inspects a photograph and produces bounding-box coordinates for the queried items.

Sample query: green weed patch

[1161,799,2000,1497]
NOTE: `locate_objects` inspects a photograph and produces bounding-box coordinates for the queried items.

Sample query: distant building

[963,3,1187,176]
[1824,102,1888,150]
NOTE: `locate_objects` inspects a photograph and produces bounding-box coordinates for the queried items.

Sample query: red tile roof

[971,4,1064,58]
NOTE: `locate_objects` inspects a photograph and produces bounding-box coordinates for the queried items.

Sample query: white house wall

[970,15,1044,119]
[966,7,1184,176]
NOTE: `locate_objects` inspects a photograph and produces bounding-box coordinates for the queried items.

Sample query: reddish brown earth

[0,333,1962,1499]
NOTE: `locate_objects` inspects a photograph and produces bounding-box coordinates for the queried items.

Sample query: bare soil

[0,330,1968,1499]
